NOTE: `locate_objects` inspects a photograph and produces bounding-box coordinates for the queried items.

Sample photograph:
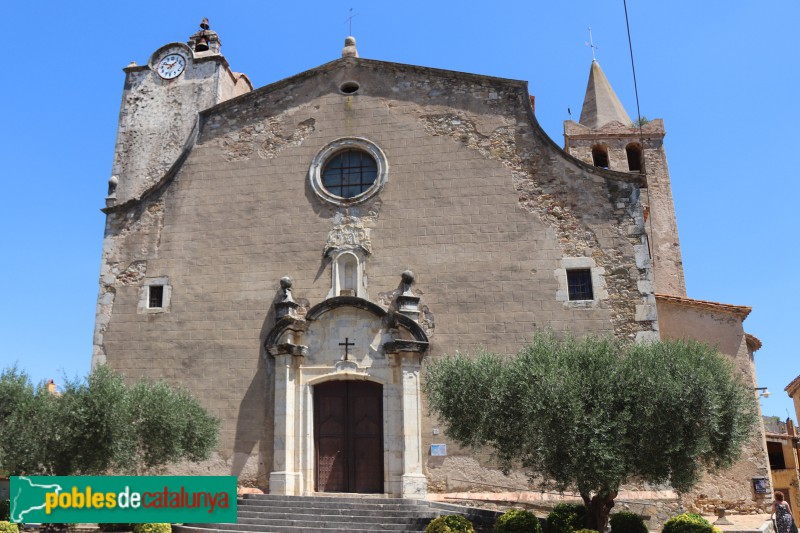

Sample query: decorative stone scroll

[323,214,372,257]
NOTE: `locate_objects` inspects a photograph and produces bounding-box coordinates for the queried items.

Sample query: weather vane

[585,26,598,61]
[345,8,359,35]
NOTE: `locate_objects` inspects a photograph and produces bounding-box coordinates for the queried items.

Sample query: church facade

[93,21,771,512]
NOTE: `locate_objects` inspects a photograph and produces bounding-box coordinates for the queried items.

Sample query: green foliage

[0,500,8,522]
[0,365,219,476]
[426,514,475,533]
[424,333,757,532]
[127,379,220,469]
[99,524,135,532]
[0,522,18,533]
[609,512,647,533]
[631,116,651,127]
[574,529,600,533]
[133,524,171,533]
[662,513,713,533]
[0,367,55,475]
[495,509,541,533]
[547,504,588,533]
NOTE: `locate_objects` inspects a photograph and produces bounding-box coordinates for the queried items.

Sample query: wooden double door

[314,380,384,493]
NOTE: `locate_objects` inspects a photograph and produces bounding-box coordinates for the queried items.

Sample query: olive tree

[423,333,757,532]
[0,365,219,476]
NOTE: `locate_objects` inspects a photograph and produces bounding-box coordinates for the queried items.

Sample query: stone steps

[173,493,498,533]
[237,509,438,520]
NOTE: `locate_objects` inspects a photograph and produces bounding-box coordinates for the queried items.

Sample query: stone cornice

[655,293,752,319]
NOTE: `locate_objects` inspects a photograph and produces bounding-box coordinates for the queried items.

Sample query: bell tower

[564,60,686,297]
[106,19,252,206]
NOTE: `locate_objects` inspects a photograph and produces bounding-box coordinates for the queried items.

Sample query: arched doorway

[314,380,384,493]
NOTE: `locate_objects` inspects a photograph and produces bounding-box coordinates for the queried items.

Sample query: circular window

[310,138,388,205]
[339,81,360,94]
[322,149,377,198]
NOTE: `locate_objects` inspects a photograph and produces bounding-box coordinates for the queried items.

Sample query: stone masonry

[93,24,767,512]
[95,35,656,491]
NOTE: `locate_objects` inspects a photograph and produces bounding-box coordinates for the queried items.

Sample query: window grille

[567,269,593,301]
[321,149,378,198]
[148,285,164,308]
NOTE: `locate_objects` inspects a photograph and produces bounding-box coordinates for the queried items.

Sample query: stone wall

[110,46,251,205]
[656,296,772,514]
[97,57,657,487]
[564,119,686,297]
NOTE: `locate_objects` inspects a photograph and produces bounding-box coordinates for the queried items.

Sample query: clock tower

[107,19,252,206]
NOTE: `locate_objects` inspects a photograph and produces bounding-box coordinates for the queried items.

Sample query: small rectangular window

[567,269,593,301]
[148,285,164,308]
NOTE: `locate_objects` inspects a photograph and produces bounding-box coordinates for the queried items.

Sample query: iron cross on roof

[339,337,355,361]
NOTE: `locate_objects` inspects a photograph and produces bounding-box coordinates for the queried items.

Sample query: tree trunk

[584,491,617,532]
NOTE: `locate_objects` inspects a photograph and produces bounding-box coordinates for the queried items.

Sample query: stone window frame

[554,257,608,308]
[309,137,389,206]
[138,277,172,314]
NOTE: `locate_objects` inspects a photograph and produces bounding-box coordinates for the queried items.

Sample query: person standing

[774,491,796,533]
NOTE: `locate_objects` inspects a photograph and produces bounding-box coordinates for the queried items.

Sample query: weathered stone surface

[93,29,761,510]
[564,118,686,297]
[96,56,657,492]
[657,296,772,514]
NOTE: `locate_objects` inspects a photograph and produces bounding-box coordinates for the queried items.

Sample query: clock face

[156,53,186,80]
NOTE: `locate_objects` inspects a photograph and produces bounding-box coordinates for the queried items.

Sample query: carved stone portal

[265,292,429,498]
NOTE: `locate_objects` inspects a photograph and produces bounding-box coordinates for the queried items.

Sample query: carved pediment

[324,214,372,256]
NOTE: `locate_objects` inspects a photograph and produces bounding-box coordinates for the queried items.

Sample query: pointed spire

[579,60,631,129]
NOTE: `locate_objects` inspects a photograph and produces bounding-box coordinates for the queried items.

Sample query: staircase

[173,493,499,533]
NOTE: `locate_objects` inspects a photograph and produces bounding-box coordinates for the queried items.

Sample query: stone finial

[105,176,119,207]
[107,175,118,196]
[275,276,299,319]
[401,270,415,295]
[396,270,421,322]
[342,36,359,58]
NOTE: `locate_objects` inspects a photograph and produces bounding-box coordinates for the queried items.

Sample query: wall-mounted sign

[752,477,769,494]
[431,444,447,457]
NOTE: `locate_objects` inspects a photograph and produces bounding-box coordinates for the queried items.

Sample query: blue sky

[2,1,798,420]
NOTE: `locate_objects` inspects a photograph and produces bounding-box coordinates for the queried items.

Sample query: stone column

[400,353,427,498]
[269,352,302,495]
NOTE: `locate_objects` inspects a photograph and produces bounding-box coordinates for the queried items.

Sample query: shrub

[426,514,475,533]
[575,530,600,533]
[0,501,8,522]
[662,513,713,533]
[547,504,587,533]
[133,524,172,533]
[99,524,135,532]
[496,509,542,533]
[0,522,18,533]
[610,512,647,533]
